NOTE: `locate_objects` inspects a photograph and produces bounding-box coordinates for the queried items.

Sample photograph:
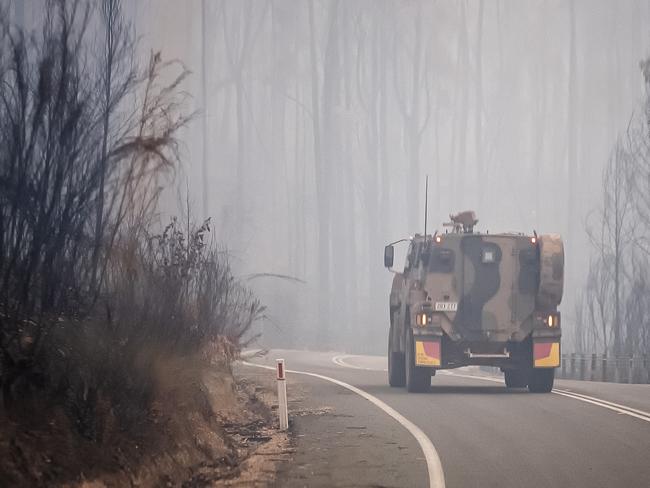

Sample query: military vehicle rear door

[457,235,513,335]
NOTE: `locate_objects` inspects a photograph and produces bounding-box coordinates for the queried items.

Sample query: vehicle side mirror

[384,245,394,268]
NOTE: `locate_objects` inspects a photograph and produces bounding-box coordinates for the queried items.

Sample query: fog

[11,0,650,353]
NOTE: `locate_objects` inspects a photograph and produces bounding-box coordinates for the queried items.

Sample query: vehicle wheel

[405,330,430,393]
[388,324,406,387]
[504,369,528,388]
[528,368,554,393]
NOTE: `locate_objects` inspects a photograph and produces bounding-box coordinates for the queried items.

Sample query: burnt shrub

[0,0,261,446]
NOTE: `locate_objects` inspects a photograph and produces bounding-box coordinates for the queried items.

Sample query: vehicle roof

[411,232,531,240]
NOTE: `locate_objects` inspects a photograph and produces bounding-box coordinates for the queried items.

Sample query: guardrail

[556,353,650,384]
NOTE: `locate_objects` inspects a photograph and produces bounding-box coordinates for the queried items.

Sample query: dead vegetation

[576,58,650,357]
[0,1,269,485]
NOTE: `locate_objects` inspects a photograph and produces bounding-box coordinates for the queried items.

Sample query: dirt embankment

[0,355,290,487]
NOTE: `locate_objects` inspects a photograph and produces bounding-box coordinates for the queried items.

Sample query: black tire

[405,330,430,393]
[528,368,555,393]
[504,369,528,388]
[388,324,406,387]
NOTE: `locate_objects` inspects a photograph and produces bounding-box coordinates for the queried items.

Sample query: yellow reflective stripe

[534,342,560,367]
[415,341,440,366]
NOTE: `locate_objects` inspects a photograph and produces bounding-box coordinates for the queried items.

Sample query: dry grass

[0,3,266,484]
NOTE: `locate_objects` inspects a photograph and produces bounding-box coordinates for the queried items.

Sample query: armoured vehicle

[384,211,563,393]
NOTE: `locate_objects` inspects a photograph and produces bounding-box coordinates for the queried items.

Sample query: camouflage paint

[422,234,543,343]
[537,234,564,310]
[387,216,564,366]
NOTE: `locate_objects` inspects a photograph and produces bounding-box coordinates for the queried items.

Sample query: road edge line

[327,356,650,423]
[332,354,388,372]
[242,360,445,488]
[551,390,650,422]
[444,371,650,423]
[552,388,650,418]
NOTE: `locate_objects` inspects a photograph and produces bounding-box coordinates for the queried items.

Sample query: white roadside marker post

[276,359,289,430]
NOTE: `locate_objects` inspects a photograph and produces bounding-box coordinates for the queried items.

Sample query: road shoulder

[236,363,429,488]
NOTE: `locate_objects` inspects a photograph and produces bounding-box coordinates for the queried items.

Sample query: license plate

[435,301,458,312]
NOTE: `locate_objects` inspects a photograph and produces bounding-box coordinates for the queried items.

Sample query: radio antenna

[424,175,429,239]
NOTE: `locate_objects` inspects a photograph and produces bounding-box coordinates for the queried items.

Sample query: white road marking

[332,354,388,372]
[329,356,650,424]
[551,389,650,417]
[551,389,650,422]
[243,360,446,488]
[442,371,650,423]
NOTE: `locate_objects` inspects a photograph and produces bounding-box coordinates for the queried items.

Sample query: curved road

[244,349,650,488]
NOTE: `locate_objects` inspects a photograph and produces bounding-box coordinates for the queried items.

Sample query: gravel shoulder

[236,362,428,488]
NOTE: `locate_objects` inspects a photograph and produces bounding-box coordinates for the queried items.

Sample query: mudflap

[533,339,560,368]
[414,338,441,367]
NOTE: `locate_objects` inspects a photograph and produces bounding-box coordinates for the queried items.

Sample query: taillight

[416,312,429,326]
[546,313,560,327]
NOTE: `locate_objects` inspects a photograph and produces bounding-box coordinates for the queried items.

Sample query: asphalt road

[243,349,650,488]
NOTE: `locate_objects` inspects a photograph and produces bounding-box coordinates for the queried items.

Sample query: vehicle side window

[404,242,415,272]
[412,243,421,266]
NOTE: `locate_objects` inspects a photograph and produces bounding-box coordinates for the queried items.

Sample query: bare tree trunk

[533,4,547,221]
[475,0,484,208]
[201,0,209,220]
[92,0,119,295]
[566,0,578,281]
[613,148,622,355]
[338,4,354,342]
[378,6,390,245]
[221,0,267,246]
[292,78,302,276]
[13,0,24,28]
[393,3,430,232]
[355,6,383,345]
[308,0,331,344]
[235,75,246,235]
[533,67,547,221]
[455,1,469,208]
[270,2,290,273]
[408,6,422,232]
